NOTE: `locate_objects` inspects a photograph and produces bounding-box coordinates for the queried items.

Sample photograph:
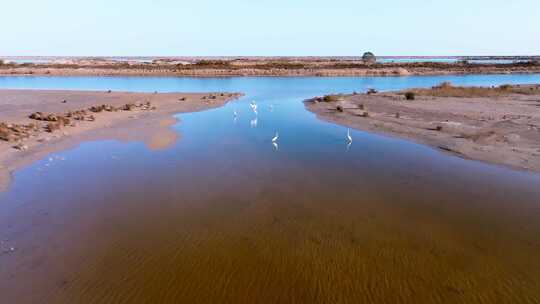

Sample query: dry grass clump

[409,82,538,98]
[322,94,342,102]
[0,122,39,142]
[255,62,306,69]
[308,94,344,103]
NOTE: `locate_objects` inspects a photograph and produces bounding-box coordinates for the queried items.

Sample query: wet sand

[305,84,540,171]
[0,89,241,191]
[1,57,539,77]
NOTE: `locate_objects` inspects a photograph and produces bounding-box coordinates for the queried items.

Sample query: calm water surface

[1,75,540,303]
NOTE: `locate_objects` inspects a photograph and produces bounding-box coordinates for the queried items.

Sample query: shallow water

[1,75,540,303]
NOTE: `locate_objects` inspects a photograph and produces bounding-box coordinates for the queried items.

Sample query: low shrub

[405,91,416,100]
[193,60,231,67]
[367,88,378,95]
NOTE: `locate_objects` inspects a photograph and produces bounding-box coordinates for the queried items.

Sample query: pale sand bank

[305,84,540,172]
[0,89,242,191]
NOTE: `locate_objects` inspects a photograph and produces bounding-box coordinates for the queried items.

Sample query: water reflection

[250,117,258,128]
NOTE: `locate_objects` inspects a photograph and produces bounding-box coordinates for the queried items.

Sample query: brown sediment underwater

[1,150,540,303]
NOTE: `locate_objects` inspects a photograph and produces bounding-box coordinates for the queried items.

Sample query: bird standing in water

[272,132,279,143]
[272,132,279,151]
[250,101,258,115]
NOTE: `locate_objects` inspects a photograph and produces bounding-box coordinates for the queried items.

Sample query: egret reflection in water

[250,117,258,128]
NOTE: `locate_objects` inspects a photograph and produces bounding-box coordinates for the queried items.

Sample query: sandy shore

[1,57,539,77]
[305,84,540,172]
[0,90,241,191]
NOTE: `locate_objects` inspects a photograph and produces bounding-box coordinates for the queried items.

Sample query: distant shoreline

[1,57,539,77]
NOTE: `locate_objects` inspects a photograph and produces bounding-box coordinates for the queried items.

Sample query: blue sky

[1,0,538,56]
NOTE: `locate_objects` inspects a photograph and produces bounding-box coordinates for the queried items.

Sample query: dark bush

[405,91,416,100]
[367,88,378,95]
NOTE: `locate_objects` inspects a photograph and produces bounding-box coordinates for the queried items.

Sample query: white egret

[272,132,279,143]
[347,128,352,143]
[250,101,258,115]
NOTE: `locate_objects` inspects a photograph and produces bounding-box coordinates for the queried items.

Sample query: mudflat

[305,83,540,171]
[0,89,241,191]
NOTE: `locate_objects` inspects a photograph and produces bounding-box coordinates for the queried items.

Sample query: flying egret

[272,132,279,143]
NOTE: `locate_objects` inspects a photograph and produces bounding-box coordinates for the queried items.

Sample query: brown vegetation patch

[2,102,157,143]
[408,82,540,98]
